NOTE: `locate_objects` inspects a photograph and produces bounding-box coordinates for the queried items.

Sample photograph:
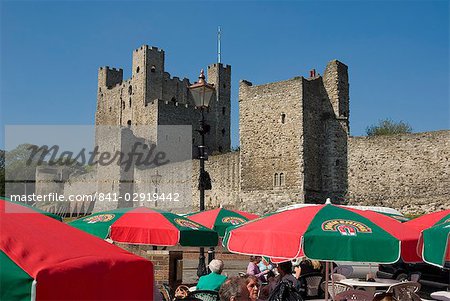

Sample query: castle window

[223,84,226,89]
[336,159,340,166]
[221,128,226,136]
[129,98,132,107]
[274,173,279,187]
[151,65,156,73]
[128,85,132,95]
[136,66,140,73]
[222,107,226,115]
[99,87,102,92]
[127,120,131,127]
[281,113,286,124]
[122,101,125,110]
[274,172,285,187]
[109,107,112,112]
[280,173,285,186]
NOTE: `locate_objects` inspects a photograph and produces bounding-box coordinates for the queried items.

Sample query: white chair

[335,289,373,301]
[386,281,421,301]
[321,281,352,299]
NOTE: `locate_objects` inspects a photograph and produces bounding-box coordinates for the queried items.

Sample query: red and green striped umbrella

[70,207,219,247]
[1,200,154,300]
[187,208,259,237]
[2,198,62,221]
[223,204,422,263]
[406,209,450,267]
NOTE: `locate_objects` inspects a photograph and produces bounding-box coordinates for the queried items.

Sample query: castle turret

[323,60,349,133]
[321,60,349,203]
[132,45,165,104]
[98,67,123,89]
[207,63,231,153]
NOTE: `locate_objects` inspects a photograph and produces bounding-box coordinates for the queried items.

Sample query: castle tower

[206,63,231,153]
[132,45,165,106]
[96,67,123,126]
[321,60,349,202]
[93,44,232,212]
[239,60,349,210]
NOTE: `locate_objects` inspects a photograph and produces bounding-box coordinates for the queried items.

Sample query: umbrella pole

[325,261,329,301]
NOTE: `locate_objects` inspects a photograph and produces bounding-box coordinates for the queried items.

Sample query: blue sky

[1,0,449,148]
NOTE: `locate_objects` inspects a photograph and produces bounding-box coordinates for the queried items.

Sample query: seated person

[247,256,270,282]
[197,259,227,291]
[219,276,250,301]
[269,261,302,295]
[299,257,322,276]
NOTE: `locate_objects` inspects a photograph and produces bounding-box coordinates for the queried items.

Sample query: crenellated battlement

[208,63,231,70]
[98,66,123,88]
[134,44,164,53]
[99,66,123,72]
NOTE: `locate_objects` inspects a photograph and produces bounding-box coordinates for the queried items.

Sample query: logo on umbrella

[322,219,372,236]
[222,217,246,225]
[174,218,201,230]
[83,214,115,224]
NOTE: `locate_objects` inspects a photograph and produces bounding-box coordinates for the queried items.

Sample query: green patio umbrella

[70,206,218,247]
[406,209,450,268]
[186,208,259,237]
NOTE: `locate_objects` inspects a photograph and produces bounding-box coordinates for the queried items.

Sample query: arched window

[280,173,285,186]
[274,173,279,187]
[127,120,131,127]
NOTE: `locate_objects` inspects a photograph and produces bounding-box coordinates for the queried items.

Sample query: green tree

[4,144,41,197]
[366,119,412,136]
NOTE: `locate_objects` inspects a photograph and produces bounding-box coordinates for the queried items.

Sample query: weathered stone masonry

[35,45,449,215]
[347,131,450,214]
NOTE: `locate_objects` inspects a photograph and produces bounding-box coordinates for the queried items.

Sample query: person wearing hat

[197,259,228,291]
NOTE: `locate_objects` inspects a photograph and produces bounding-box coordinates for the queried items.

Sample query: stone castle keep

[36,44,449,215]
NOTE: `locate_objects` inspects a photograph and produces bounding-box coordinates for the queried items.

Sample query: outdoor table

[430,291,450,301]
[339,278,400,294]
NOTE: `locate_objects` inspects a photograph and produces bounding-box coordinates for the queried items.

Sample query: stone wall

[192,152,240,212]
[347,130,450,214]
[239,78,304,193]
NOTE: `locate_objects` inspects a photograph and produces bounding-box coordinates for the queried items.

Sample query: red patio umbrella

[70,206,219,247]
[405,209,450,267]
[187,207,259,236]
[1,200,154,300]
[223,204,422,263]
